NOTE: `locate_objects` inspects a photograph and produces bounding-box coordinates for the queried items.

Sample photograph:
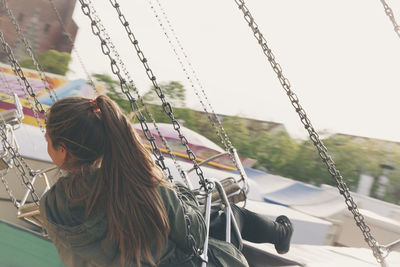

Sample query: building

[241,116,286,135]
[332,133,400,154]
[0,0,78,61]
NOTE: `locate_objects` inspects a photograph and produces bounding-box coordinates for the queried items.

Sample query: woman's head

[46,96,106,171]
[46,95,170,266]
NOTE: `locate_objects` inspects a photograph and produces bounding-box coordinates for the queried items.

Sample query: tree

[284,139,327,185]
[143,81,186,108]
[92,73,132,114]
[249,131,299,175]
[19,49,71,75]
[219,116,251,157]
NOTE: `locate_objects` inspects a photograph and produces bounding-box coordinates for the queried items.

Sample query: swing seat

[0,109,22,126]
[211,177,246,204]
[15,167,56,228]
[195,177,246,206]
[17,203,43,228]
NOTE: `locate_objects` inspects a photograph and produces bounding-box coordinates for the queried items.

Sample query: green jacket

[40,177,249,267]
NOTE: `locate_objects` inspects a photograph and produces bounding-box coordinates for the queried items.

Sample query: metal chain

[0,55,46,134]
[1,0,58,103]
[0,72,18,206]
[77,0,173,184]
[0,168,19,208]
[0,123,39,205]
[108,0,210,190]
[146,0,233,167]
[47,0,98,93]
[379,0,400,39]
[0,32,46,115]
[0,41,46,133]
[0,31,45,206]
[87,5,188,185]
[0,33,46,132]
[12,74,46,133]
[146,0,248,182]
[0,72,44,207]
[232,0,384,263]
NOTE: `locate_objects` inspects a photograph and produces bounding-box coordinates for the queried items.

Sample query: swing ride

[0,0,400,266]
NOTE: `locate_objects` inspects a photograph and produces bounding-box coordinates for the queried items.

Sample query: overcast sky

[69,0,400,142]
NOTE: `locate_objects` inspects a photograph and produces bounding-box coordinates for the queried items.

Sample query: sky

[68,0,400,142]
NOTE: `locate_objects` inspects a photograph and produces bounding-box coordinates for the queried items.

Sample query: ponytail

[96,95,170,266]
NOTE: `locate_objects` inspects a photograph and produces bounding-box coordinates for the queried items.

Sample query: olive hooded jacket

[40,177,249,267]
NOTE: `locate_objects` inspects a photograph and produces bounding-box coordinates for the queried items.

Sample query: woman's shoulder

[156,183,176,205]
[156,182,197,205]
[40,175,86,227]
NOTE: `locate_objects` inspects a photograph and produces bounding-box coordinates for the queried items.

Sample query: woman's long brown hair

[46,95,170,266]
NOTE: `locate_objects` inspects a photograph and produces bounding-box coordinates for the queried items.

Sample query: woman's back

[40,174,248,266]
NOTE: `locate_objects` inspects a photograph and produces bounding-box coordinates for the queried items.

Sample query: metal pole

[201,187,213,267]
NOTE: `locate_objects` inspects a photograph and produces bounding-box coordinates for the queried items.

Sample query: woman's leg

[208,204,244,248]
[209,204,293,254]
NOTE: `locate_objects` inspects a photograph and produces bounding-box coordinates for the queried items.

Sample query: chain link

[0,32,46,116]
[47,0,98,94]
[0,167,19,208]
[108,0,210,190]
[380,0,400,39]
[1,0,58,103]
[0,58,46,134]
[232,0,384,263]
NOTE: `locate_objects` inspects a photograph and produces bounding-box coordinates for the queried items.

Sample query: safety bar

[12,93,24,121]
[382,239,400,252]
[0,124,18,170]
[187,152,230,173]
[214,180,243,250]
[187,149,249,196]
[200,179,244,266]
[379,238,400,267]
[0,93,24,127]
[201,183,213,267]
[229,147,249,194]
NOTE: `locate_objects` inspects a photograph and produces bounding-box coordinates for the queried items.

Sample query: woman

[40,95,248,267]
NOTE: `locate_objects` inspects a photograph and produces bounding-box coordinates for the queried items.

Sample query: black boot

[274,215,293,254]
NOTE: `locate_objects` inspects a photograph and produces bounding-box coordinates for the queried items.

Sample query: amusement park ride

[0,0,400,266]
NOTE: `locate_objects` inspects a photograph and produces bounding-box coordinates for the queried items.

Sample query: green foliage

[19,49,71,75]
[283,140,328,185]
[92,73,132,114]
[144,81,186,107]
[220,116,251,156]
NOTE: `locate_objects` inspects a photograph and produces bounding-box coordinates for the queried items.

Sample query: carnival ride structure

[0,0,400,266]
